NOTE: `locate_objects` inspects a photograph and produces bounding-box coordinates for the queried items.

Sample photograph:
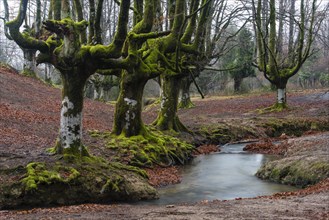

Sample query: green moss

[199,123,257,144]
[21,162,80,191]
[21,69,35,77]
[110,162,148,178]
[89,130,112,139]
[257,159,329,188]
[46,147,56,155]
[90,126,194,167]
[262,118,315,137]
[100,175,123,193]
[21,154,150,193]
[257,102,288,114]
[178,100,195,109]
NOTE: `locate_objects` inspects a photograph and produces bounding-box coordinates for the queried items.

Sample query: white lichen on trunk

[179,92,189,102]
[124,98,137,130]
[23,59,34,71]
[277,88,286,104]
[60,96,82,149]
[124,98,138,106]
[160,95,167,110]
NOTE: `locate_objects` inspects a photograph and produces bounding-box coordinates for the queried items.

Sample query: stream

[141,143,297,205]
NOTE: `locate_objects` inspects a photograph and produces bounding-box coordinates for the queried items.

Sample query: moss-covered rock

[0,156,157,209]
[256,156,329,188]
[21,162,80,191]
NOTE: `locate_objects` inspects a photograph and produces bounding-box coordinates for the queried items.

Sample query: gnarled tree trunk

[112,71,148,137]
[153,75,187,132]
[22,49,37,76]
[57,70,89,155]
[179,76,195,109]
[233,77,243,93]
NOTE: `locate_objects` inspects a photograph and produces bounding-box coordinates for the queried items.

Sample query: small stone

[166,205,175,208]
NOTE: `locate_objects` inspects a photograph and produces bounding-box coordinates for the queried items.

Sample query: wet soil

[1,67,329,219]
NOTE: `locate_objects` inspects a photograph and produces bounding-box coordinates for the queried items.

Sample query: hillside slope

[0,67,115,160]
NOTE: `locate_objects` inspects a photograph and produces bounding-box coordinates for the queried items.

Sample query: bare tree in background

[252,0,327,108]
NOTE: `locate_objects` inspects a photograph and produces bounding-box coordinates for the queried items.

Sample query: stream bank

[2,132,329,219]
[1,116,329,209]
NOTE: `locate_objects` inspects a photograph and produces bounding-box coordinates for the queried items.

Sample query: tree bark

[178,76,194,109]
[276,85,287,105]
[22,49,37,76]
[277,88,287,105]
[112,70,148,137]
[233,77,243,93]
[153,75,187,132]
[56,70,89,155]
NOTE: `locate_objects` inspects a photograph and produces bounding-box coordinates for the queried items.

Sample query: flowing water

[141,143,297,205]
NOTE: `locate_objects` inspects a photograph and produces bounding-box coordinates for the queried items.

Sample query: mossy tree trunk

[153,75,188,132]
[42,18,95,155]
[274,78,288,106]
[57,69,89,155]
[178,76,194,109]
[277,87,286,105]
[233,76,243,93]
[113,70,148,137]
[22,49,37,76]
[111,0,163,137]
[153,0,211,132]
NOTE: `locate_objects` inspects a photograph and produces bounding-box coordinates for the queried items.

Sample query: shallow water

[141,143,297,205]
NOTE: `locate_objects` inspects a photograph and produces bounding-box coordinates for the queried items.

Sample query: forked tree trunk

[56,70,88,155]
[112,71,148,137]
[153,75,187,132]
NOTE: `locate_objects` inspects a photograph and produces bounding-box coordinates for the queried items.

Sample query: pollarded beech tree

[109,0,172,137]
[110,0,212,136]
[152,0,213,132]
[6,0,131,155]
[178,0,246,109]
[154,0,247,131]
[253,0,326,108]
[2,0,42,76]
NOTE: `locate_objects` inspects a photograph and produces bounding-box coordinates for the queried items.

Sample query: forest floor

[1,66,329,219]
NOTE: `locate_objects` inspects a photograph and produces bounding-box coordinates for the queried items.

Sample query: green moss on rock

[21,162,80,191]
[0,156,157,209]
[256,156,329,187]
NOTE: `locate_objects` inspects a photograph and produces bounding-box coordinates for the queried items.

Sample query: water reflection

[140,143,297,205]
